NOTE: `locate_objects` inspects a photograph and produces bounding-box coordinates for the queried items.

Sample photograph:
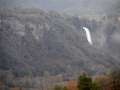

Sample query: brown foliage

[66,80,78,90]
[94,75,112,90]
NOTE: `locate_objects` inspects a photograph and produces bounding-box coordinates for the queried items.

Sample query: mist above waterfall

[0,0,120,15]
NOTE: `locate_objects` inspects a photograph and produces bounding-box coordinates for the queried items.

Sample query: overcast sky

[0,0,119,15]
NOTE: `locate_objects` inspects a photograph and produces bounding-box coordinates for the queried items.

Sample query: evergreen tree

[78,74,92,90]
[78,74,101,90]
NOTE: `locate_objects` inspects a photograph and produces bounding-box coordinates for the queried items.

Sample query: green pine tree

[78,74,92,90]
[78,74,101,90]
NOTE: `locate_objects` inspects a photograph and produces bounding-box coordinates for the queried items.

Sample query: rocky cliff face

[0,9,120,76]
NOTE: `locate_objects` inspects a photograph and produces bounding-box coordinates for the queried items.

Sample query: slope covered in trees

[0,9,120,77]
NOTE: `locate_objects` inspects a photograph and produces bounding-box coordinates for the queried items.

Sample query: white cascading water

[83,27,93,45]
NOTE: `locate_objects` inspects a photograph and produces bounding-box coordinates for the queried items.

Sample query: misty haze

[0,0,120,90]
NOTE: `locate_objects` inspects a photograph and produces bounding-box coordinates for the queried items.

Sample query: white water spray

[83,27,93,45]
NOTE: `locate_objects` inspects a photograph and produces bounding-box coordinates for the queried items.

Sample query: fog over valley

[0,1,120,90]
